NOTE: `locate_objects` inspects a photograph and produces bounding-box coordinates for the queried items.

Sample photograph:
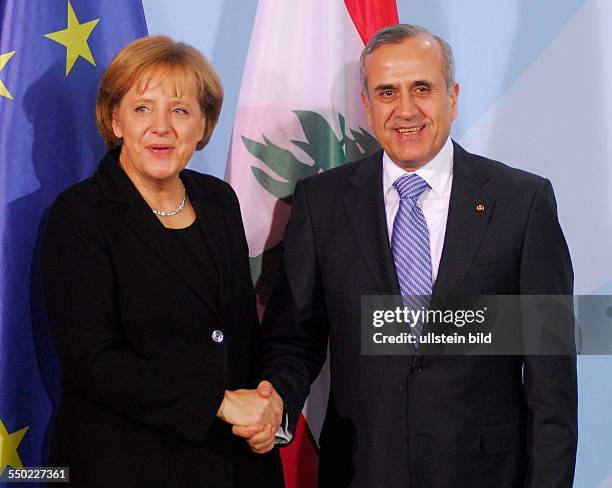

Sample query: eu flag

[0,0,147,479]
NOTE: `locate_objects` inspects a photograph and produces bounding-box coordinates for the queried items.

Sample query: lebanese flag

[225,1,398,486]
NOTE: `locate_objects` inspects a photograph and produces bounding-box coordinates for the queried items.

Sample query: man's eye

[415,86,430,94]
[380,90,394,97]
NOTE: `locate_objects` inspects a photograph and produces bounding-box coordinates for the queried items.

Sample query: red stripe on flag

[280,413,319,488]
[344,0,399,45]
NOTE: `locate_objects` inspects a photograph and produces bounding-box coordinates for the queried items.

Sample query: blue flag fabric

[0,0,147,478]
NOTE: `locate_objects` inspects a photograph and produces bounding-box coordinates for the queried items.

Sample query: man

[251,24,577,487]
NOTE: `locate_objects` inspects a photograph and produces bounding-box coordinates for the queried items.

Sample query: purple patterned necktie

[391,174,432,340]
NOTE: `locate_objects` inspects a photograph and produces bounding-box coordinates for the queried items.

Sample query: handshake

[216,380,283,454]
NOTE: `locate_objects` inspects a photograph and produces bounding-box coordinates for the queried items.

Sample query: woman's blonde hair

[96,35,223,150]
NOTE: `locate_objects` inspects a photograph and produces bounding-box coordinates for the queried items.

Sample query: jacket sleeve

[42,192,226,445]
[254,180,329,435]
[519,179,578,488]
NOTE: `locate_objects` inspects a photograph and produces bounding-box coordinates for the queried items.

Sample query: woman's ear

[112,109,123,139]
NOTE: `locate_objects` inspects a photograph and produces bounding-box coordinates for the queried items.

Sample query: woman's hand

[217,381,283,434]
[218,380,283,454]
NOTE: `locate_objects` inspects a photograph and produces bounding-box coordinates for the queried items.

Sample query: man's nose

[396,92,417,119]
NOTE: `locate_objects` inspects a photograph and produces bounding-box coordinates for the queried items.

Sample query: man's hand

[216,380,282,432]
[231,380,284,454]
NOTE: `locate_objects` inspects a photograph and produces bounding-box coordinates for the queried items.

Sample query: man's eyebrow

[413,80,433,88]
[373,83,396,92]
[372,80,435,92]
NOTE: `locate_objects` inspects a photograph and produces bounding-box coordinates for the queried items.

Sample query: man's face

[361,35,459,171]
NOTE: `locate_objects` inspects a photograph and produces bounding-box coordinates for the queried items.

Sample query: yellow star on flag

[0,50,16,100]
[0,419,29,475]
[44,1,100,76]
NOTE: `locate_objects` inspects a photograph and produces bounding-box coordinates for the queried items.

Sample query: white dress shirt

[276,138,454,444]
[382,137,454,284]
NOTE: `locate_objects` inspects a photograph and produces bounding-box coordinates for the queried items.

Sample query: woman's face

[112,69,205,186]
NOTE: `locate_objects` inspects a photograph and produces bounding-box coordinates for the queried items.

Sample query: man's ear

[361,91,373,128]
[449,83,459,122]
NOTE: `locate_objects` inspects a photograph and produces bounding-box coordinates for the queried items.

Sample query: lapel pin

[475,204,485,212]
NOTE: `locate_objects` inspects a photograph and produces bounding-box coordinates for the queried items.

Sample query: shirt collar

[382,136,454,198]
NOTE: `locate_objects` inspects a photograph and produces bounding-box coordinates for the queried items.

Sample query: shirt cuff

[275,410,292,444]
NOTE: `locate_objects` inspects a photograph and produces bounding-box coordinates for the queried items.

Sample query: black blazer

[42,150,283,487]
[257,142,577,488]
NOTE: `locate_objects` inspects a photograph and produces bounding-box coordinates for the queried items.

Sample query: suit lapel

[434,143,495,295]
[96,152,224,320]
[124,194,224,321]
[187,179,232,314]
[343,152,401,295]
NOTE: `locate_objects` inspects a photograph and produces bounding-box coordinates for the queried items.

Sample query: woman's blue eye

[135,106,149,113]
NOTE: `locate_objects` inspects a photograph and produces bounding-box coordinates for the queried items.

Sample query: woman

[42,36,283,487]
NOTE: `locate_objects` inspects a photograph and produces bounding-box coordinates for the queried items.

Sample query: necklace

[151,180,187,217]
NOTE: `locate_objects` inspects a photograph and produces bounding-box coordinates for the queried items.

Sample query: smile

[396,126,425,134]
[147,145,174,154]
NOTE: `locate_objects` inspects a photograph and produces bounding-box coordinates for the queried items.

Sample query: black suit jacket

[42,150,283,488]
[257,143,577,488]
